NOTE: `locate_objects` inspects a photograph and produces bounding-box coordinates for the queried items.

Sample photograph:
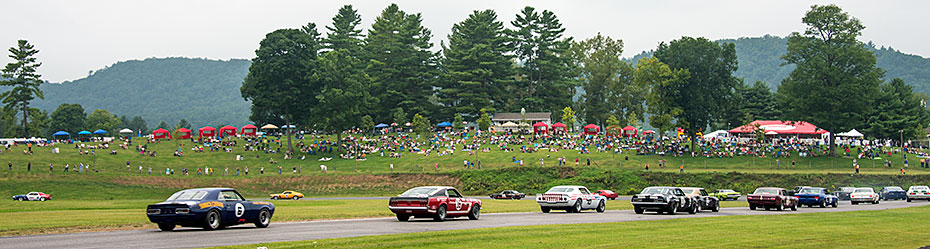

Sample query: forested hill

[33,57,252,128]
[633,35,930,94]
[31,36,930,127]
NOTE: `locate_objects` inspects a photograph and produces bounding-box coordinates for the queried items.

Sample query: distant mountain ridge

[32,57,252,128]
[29,35,930,127]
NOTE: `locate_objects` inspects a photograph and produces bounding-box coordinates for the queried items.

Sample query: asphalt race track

[1,200,924,249]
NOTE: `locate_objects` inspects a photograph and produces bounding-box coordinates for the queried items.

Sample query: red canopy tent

[176,128,192,139]
[198,126,217,138]
[532,122,549,134]
[152,128,172,139]
[240,124,257,136]
[605,126,622,136]
[219,125,237,137]
[583,124,600,135]
[551,122,567,133]
[642,130,656,136]
[622,126,638,137]
[728,120,828,138]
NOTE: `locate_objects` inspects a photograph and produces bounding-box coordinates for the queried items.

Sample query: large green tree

[311,49,373,149]
[653,37,739,148]
[86,109,121,134]
[570,33,639,126]
[637,57,690,137]
[0,40,44,136]
[49,103,86,135]
[242,26,322,152]
[777,4,884,155]
[325,5,364,54]
[509,6,576,116]
[866,78,929,140]
[364,4,438,122]
[128,116,148,134]
[439,9,514,119]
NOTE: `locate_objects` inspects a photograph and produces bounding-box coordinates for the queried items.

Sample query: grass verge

[212,205,930,249]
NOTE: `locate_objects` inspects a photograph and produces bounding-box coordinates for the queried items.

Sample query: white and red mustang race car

[388,186,482,221]
[536,185,606,213]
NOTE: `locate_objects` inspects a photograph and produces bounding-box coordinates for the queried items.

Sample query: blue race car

[794,187,838,208]
[146,188,275,231]
[879,186,906,200]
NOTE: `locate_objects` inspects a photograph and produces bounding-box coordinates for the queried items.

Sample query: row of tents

[52,124,296,140]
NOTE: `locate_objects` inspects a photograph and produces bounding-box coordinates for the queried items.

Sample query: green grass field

[0,198,749,236]
[212,205,930,249]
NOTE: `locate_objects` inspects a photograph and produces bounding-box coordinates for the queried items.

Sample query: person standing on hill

[855,163,860,174]
[49,163,53,172]
[645,163,649,172]
[27,162,30,171]
[679,164,684,173]
[8,161,11,170]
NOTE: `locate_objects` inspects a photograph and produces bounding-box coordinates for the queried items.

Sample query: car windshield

[853,188,873,193]
[400,187,438,197]
[886,187,904,191]
[753,188,779,195]
[719,189,735,193]
[547,187,573,193]
[799,188,822,194]
[841,187,855,192]
[166,190,208,201]
[640,187,667,195]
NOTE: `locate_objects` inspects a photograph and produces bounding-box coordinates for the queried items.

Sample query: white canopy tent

[119,128,133,133]
[260,124,278,130]
[837,129,864,137]
[702,130,729,139]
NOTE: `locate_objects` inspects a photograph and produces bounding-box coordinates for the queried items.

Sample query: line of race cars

[125,183,930,231]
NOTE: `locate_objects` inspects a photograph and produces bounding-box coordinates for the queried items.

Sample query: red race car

[594,190,619,200]
[388,186,482,222]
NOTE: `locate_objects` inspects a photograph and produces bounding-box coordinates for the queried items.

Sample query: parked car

[680,187,720,212]
[906,186,930,202]
[269,190,304,200]
[747,187,798,211]
[146,188,275,231]
[536,185,606,213]
[794,187,838,208]
[593,190,619,200]
[388,186,481,221]
[631,186,697,215]
[879,186,906,200]
[710,189,741,201]
[835,187,856,200]
[489,190,526,200]
[850,188,879,205]
[11,192,51,201]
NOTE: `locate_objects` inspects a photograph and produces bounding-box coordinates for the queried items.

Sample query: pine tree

[364,4,438,122]
[0,40,45,136]
[325,5,364,54]
[509,7,576,116]
[439,9,514,119]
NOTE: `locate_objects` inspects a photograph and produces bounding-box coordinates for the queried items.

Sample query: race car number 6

[235,203,245,217]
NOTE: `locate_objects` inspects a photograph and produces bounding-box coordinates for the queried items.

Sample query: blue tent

[437,122,452,127]
[93,129,108,134]
[53,131,70,136]
[77,130,92,135]
[374,123,389,128]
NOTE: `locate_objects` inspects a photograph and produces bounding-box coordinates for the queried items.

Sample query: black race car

[146,188,275,231]
[631,186,697,215]
[879,186,906,200]
[489,190,526,199]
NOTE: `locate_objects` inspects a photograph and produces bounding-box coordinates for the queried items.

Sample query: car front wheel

[571,200,582,213]
[157,223,175,231]
[541,206,550,213]
[272,196,278,200]
[468,205,480,220]
[666,202,677,215]
[634,206,644,214]
[254,208,271,228]
[293,196,299,200]
[39,197,46,201]
[712,202,720,212]
[203,210,221,230]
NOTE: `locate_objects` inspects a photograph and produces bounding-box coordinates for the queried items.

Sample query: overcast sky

[2,0,927,82]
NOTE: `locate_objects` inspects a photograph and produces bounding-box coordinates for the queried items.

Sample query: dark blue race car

[146,188,275,231]
[879,186,906,200]
[794,187,838,208]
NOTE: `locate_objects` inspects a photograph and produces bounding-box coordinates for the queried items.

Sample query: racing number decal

[454,198,463,210]
[235,203,245,217]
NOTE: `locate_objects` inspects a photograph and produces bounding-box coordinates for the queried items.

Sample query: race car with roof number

[12,192,51,201]
[537,185,606,213]
[146,188,275,231]
[388,186,481,221]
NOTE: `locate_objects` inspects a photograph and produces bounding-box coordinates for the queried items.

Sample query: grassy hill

[32,57,252,128]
